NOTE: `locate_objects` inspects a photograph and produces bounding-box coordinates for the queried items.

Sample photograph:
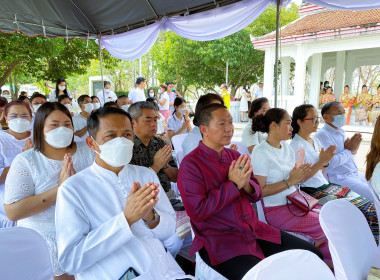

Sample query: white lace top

[371,162,380,200]
[4,141,95,275]
[0,131,28,228]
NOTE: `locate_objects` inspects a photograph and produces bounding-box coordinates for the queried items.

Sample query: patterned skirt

[301,183,379,244]
[355,104,369,121]
[371,107,380,123]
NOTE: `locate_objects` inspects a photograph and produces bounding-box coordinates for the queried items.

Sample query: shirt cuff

[150,209,176,241]
[116,212,134,239]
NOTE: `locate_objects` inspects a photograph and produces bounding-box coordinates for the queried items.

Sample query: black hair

[103,101,119,108]
[117,95,128,100]
[291,104,315,138]
[0,97,8,107]
[378,84,380,90]
[251,108,288,134]
[30,93,47,103]
[55,78,68,98]
[77,94,91,105]
[58,95,71,103]
[104,81,111,86]
[173,97,186,115]
[324,81,330,87]
[197,103,227,127]
[243,84,250,93]
[248,97,269,119]
[193,93,224,126]
[344,85,350,88]
[17,95,29,102]
[363,84,368,89]
[321,101,341,116]
[147,88,155,93]
[136,77,146,85]
[87,107,132,139]
[33,102,73,152]
[146,97,159,110]
[91,96,100,101]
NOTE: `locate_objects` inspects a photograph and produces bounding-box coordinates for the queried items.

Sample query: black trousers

[199,231,323,280]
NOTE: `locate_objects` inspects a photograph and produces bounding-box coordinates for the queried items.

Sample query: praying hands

[228,154,254,193]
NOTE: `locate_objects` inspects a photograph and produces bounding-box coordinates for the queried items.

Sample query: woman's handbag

[287,187,319,217]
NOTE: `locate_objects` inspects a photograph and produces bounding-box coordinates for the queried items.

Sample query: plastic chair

[171,134,187,166]
[227,141,250,155]
[191,229,228,280]
[320,199,380,280]
[242,249,335,280]
[0,227,53,280]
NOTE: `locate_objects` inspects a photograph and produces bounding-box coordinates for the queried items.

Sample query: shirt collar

[173,113,182,122]
[90,161,129,180]
[322,123,344,135]
[134,135,158,148]
[198,141,230,164]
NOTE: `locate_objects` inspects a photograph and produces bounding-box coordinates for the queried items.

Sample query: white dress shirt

[129,88,146,103]
[56,162,194,280]
[315,124,358,181]
[72,114,88,142]
[158,92,170,110]
[97,89,118,105]
[182,126,202,157]
[290,134,329,188]
[251,141,297,207]
[167,114,189,135]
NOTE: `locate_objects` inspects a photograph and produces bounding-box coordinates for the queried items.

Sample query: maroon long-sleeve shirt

[178,142,281,265]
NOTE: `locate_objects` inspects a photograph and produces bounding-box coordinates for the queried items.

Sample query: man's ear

[85,135,98,152]
[199,124,208,138]
[132,119,137,130]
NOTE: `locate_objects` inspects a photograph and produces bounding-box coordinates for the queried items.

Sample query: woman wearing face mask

[167,97,192,141]
[242,97,270,154]
[251,108,332,266]
[49,78,72,102]
[148,88,155,98]
[58,95,76,117]
[291,105,378,240]
[4,102,94,279]
[91,96,101,110]
[0,101,33,228]
[73,95,93,142]
[158,84,171,122]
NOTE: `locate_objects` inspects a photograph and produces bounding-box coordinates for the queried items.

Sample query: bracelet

[162,164,170,170]
[144,209,159,226]
[283,180,290,189]
[323,163,329,168]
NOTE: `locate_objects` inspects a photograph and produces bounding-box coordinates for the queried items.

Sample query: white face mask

[121,104,130,112]
[83,103,93,113]
[58,86,66,91]
[93,137,134,167]
[105,89,110,93]
[8,118,31,133]
[33,104,42,112]
[158,89,162,94]
[45,126,73,148]
[149,93,155,97]
[64,104,73,111]
[179,108,187,115]
[93,103,101,110]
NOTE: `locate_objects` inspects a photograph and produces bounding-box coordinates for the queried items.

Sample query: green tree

[151,3,299,97]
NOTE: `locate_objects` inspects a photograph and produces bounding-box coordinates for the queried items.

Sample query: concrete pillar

[263,48,275,99]
[345,56,356,90]
[293,45,307,111]
[334,51,346,99]
[281,57,291,96]
[309,53,322,108]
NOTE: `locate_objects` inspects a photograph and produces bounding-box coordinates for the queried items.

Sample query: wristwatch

[323,163,329,168]
[144,209,159,226]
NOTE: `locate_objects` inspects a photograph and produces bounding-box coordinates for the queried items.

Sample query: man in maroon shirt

[178,103,322,279]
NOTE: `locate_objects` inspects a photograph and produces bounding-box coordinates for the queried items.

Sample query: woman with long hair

[48,78,72,102]
[251,108,332,266]
[371,85,380,126]
[167,97,192,141]
[239,84,251,122]
[4,102,94,279]
[366,115,380,198]
[292,104,378,241]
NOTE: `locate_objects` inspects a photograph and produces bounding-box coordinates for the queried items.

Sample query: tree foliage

[151,3,299,96]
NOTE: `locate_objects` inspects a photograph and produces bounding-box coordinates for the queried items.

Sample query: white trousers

[164,233,193,258]
[328,172,374,203]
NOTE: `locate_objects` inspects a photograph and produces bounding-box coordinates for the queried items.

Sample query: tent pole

[98,34,105,104]
[274,0,280,108]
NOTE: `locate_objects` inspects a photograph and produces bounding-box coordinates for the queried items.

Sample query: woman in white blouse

[242,97,270,154]
[48,78,72,102]
[292,104,378,240]
[367,116,380,200]
[4,102,94,279]
[251,108,332,265]
[0,101,33,228]
[167,97,192,141]
[158,84,171,122]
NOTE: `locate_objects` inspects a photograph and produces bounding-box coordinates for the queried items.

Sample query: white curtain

[100,0,289,61]
[308,0,380,10]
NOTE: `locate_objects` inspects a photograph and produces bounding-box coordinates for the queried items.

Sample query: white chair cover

[242,249,335,280]
[369,183,380,250]
[0,227,53,280]
[320,199,380,280]
[172,134,187,166]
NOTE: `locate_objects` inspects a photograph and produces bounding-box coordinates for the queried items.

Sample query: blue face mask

[331,113,346,128]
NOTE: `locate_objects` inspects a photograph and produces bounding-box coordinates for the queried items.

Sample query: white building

[252,3,380,114]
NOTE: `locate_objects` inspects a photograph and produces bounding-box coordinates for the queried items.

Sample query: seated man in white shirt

[182,93,224,157]
[97,81,118,105]
[315,101,374,202]
[55,107,195,280]
[72,95,93,142]
[129,77,147,103]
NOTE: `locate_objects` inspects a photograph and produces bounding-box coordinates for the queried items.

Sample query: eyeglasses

[8,114,30,120]
[303,117,321,124]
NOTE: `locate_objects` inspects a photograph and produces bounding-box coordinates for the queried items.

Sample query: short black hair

[91,96,100,101]
[87,107,132,139]
[0,97,8,107]
[193,93,224,126]
[58,95,71,103]
[104,81,111,86]
[197,103,227,127]
[117,95,128,100]
[30,93,47,103]
[136,77,146,85]
[33,102,73,152]
[103,101,119,108]
[17,95,29,102]
[321,101,341,116]
[77,94,91,104]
